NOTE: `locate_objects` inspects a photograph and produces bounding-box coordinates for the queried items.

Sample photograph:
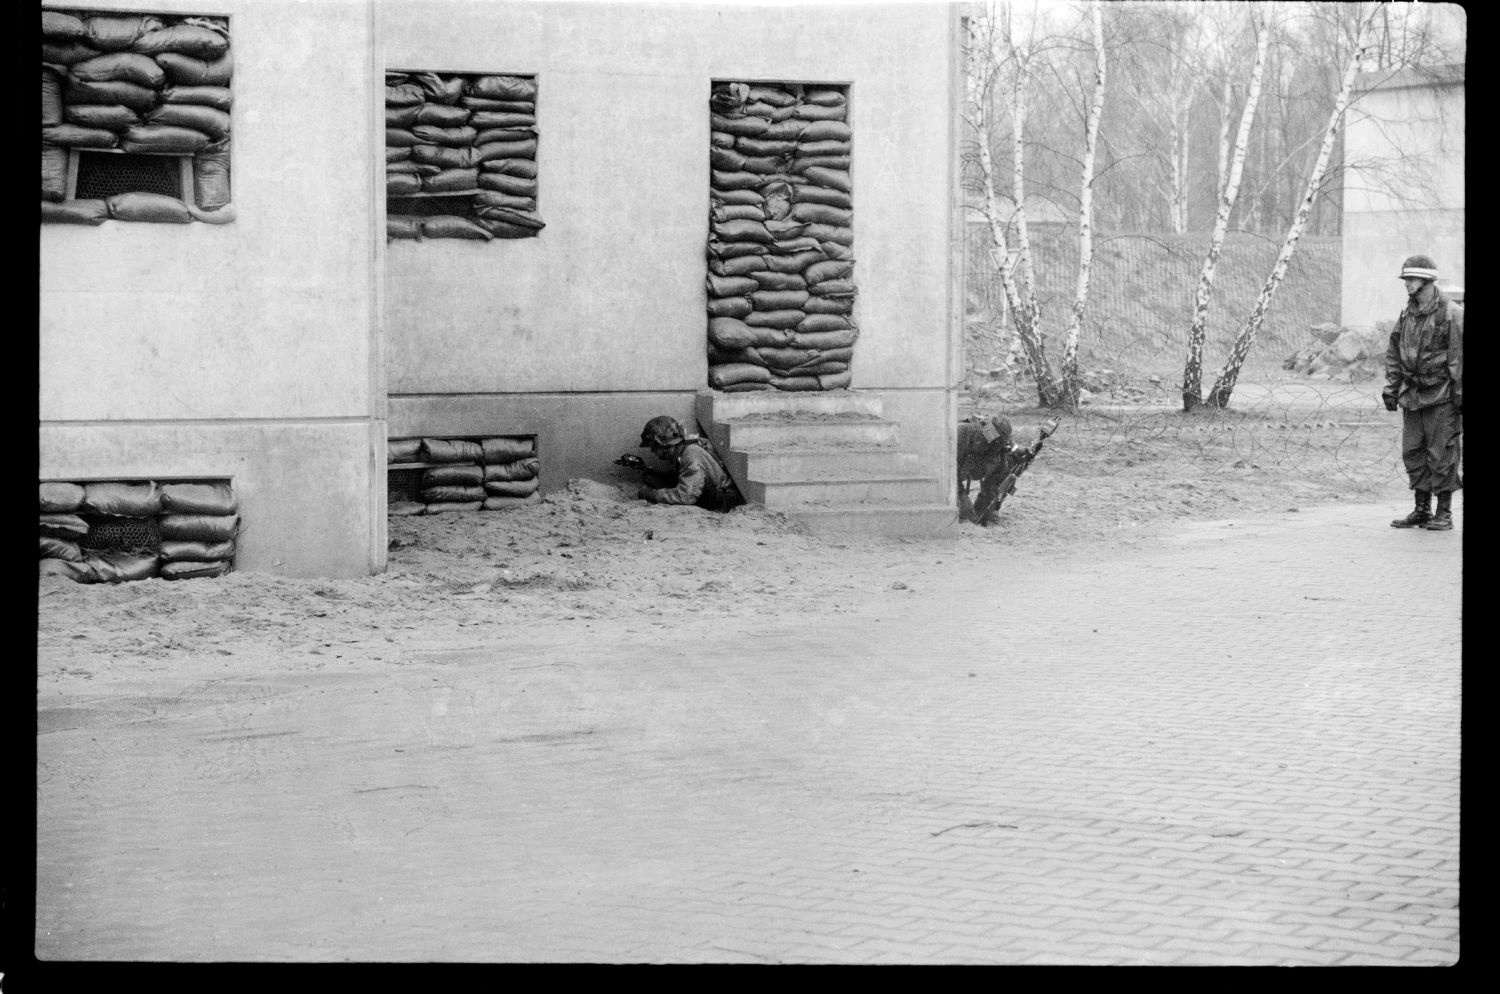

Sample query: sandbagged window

[387,435,541,515]
[385,70,543,242]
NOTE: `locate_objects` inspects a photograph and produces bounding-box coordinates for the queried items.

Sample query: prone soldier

[617,416,744,512]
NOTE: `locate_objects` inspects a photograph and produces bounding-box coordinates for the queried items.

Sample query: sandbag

[409,144,470,168]
[708,363,771,389]
[762,119,807,141]
[425,501,483,514]
[794,184,852,209]
[160,513,239,542]
[709,318,794,350]
[481,437,535,462]
[795,316,856,337]
[468,75,537,101]
[809,279,857,298]
[40,558,98,583]
[483,478,539,498]
[821,241,855,262]
[147,103,231,140]
[706,275,758,298]
[159,560,231,580]
[473,138,537,160]
[412,124,477,147]
[42,123,119,148]
[480,157,538,178]
[108,192,193,223]
[386,104,420,128]
[749,271,807,292]
[388,438,422,462]
[40,536,85,562]
[461,96,536,112]
[39,513,90,540]
[389,501,426,516]
[422,168,479,193]
[736,137,797,157]
[711,147,747,171]
[65,104,140,131]
[422,486,487,503]
[422,464,484,487]
[762,236,823,256]
[482,494,542,511]
[712,204,765,224]
[194,144,232,209]
[386,82,425,107]
[746,85,797,107]
[805,259,854,283]
[40,482,86,513]
[41,200,109,225]
[473,206,544,230]
[790,202,851,227]
[769,374,822,392]
[800,120,852,142]
[422,438,485,463]
[483,457,540,482]
[161,85,232,110]
[759,250,824,274]
[721,382,773,393]
[471,191,534,211]
[160,539,236,563]
[708,239,769,260]
[796,361,850,377]
[475,170,538,196]
[121,125,212,153]
[708,346,763,366]
[796,156,852,171]
[155,50,233,86]
[132,24,229,59]
[469,111,535,130]
[707,296,752,319]
[86,15,164,51]
[409,72,464,105]
[422,215,493,240]
[799,224,852,247]
[480,219,540,239]
[43,10,88,39]
[70,52,165,88]
[42,68,65,125]
[82,481,162,516]
[386,160,437,176]
[800,167,851,193]
[711,114,770,137]
[756,347,823,372]
[711,170,764,192]
[743,310,807,330]
[804,296,854,315]
[713,218,773,243]
[712,189,764,207]
[793,330,859,352]
[750,289,810,311]
[710,255,764,277]
[710,131,737,149]
[819,370,853,390]
[415,103,471,127]
[42,145,69,202]
[792,104,847,123]
[386,146,411,163]
[88,552,161,583]
[387,215,422,240]
[160,482,237,515]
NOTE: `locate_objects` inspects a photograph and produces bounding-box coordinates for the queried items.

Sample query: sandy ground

[36,400,1412,701]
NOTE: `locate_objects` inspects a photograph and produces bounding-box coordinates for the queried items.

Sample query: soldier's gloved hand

[1383,394,1399,412]
[615,454,645,470]
[636,485,655,501]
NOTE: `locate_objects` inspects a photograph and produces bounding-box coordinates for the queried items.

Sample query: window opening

[73,150,184,201]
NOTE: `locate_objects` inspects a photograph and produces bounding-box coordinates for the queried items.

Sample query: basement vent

[74,151,186,201]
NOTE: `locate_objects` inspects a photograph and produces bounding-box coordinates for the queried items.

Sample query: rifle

[973,417,1061,522]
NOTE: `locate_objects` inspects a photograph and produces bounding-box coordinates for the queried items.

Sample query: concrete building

[40,0,966,578]
[1341,63,1465,331]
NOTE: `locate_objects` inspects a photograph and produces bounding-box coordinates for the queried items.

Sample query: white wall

[39,0,386,577]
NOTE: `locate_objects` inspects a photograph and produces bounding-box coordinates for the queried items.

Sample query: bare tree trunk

[1182,6,1269,411]
[1008,43,1063,408]
[1206,17,1372,408]
[1059,0,1108,412]
[1216,71,1233,199]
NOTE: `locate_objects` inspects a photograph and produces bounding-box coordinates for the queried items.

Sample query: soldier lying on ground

[617,416,745,512]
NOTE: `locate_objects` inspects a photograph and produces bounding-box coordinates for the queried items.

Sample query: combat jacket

[957,417,1014,486]
[644,440,739,510]
[1384,291,1463,411]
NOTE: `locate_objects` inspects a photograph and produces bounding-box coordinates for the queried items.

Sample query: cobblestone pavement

[35,501,1461,964]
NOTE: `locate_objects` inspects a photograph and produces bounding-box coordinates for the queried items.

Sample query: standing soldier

[1383,254,1463,530]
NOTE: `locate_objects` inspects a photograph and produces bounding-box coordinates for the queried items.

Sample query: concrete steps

[695,389,954,537]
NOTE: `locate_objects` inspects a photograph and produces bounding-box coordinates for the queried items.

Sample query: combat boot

[1391,489,1432,528]
[1424,491,1454,530]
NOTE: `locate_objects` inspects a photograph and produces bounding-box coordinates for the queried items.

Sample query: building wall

[382,1,961,493]
[1342,67,1465,330]
[39,0,386,578]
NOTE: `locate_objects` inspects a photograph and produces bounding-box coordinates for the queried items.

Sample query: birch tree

[1180,4,1269,411]
[1059,0,1107,411]
[1204,8,1377,408]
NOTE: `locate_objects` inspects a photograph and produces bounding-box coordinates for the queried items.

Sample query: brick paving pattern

[35,502,1460,963]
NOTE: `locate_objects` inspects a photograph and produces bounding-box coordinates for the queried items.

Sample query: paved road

[35,501,1461,964]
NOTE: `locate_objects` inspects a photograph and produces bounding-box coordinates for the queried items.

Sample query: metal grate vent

[75,151,184,201]
[78,515,162,555]
[388,467,425,504]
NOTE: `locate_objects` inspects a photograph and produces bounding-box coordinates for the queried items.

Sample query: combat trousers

[1401,400,1462,493]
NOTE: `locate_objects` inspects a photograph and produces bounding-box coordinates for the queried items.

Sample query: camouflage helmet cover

[639,415,685,448]
[1399,254,1439,281]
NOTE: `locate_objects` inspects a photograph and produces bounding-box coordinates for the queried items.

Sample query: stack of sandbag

[707,82,857,394]
[156,481,239,579]
[386,71,543,241]
[389,436,542,514]
[38,481,95,583]
[41,10,233,224]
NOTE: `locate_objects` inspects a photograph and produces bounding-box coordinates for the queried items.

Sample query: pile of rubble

[1282,322,1388,383]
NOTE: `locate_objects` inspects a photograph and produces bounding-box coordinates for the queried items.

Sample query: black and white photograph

[31,0,1462,967]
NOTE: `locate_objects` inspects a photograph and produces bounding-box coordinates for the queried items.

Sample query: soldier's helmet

[639,415,685,449]
[1399,254,1439,281]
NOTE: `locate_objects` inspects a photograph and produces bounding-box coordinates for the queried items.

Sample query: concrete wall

[39,0,386,578]
[1341,66,1465,330]
[383,1,961,493]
